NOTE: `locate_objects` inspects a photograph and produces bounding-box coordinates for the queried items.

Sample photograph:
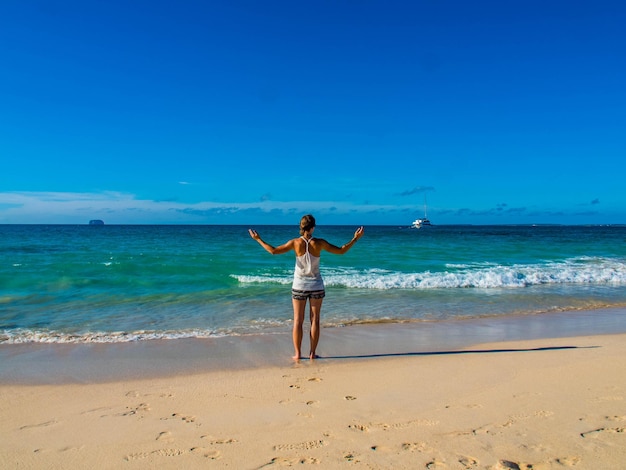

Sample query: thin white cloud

[0,191,415,224]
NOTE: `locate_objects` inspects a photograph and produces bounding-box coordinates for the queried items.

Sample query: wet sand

[1,307,625,384]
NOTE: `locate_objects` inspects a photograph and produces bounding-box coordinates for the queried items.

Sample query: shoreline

[2,307,626,385]
[2,331,625,468]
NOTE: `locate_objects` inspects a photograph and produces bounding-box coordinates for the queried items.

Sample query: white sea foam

[235,274,292,285]
[233,257,626,290]
[445,261,499,269]
[0,328,227,345]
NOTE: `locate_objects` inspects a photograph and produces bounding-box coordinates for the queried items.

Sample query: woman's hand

[248,229,260,240]
[353,226,364,240]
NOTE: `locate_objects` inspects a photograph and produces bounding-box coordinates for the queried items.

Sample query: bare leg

[309,297,323,360]
[292,298,306,361]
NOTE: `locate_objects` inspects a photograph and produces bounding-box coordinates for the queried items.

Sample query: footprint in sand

[449,424,495,437]
[553,456,581,466]
[119,403,150,416]
[125,452,150,461]
[156,431,173,442]
[369,445,393,453]
[190,447,221,459]
[495,460,522,470]
[344,395,357,400]
[380,418,439,430]
[510,410,554,421]
[459,456,479,468]
[151,448,187,457]
[401,442,433,453]
[126,447,220,461]
[426,459,445,468]
[273,440,326,451]
[165,413,196,423]
[348,423,369,432]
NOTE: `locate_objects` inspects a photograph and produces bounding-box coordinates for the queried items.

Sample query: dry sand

[1,333,625,469]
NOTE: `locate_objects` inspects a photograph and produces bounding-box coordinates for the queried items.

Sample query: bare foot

[292,355,301,363]
[309,353,319,360]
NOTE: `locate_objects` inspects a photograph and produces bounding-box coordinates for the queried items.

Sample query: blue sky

[1,1,625,225]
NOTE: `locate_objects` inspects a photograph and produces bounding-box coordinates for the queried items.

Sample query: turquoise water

[2,224,626,344]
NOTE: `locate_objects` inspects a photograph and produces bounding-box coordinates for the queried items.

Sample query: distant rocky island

[89,220,105,225]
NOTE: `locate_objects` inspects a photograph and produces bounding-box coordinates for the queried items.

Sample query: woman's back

[294,237,323,257]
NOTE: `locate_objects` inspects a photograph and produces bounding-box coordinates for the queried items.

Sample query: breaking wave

[234,257,626,290]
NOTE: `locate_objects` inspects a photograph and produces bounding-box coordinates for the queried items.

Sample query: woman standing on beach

[249,215,364,361]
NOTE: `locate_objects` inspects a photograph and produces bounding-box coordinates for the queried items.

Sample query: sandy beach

[2,329,625,469]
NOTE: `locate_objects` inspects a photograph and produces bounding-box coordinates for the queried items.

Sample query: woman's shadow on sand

[320,345,598,360]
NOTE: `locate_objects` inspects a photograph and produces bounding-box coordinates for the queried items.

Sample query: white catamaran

[411,196,432,228]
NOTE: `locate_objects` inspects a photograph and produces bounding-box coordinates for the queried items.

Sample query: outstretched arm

[248,229,295,255]
[320,226,364,255]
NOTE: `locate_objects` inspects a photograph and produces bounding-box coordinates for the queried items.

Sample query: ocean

[2,224,626,345]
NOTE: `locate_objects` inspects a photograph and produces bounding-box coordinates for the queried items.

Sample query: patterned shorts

[291,289,326,301]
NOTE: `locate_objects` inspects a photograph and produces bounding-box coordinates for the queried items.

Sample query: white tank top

[293,237,324,291]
